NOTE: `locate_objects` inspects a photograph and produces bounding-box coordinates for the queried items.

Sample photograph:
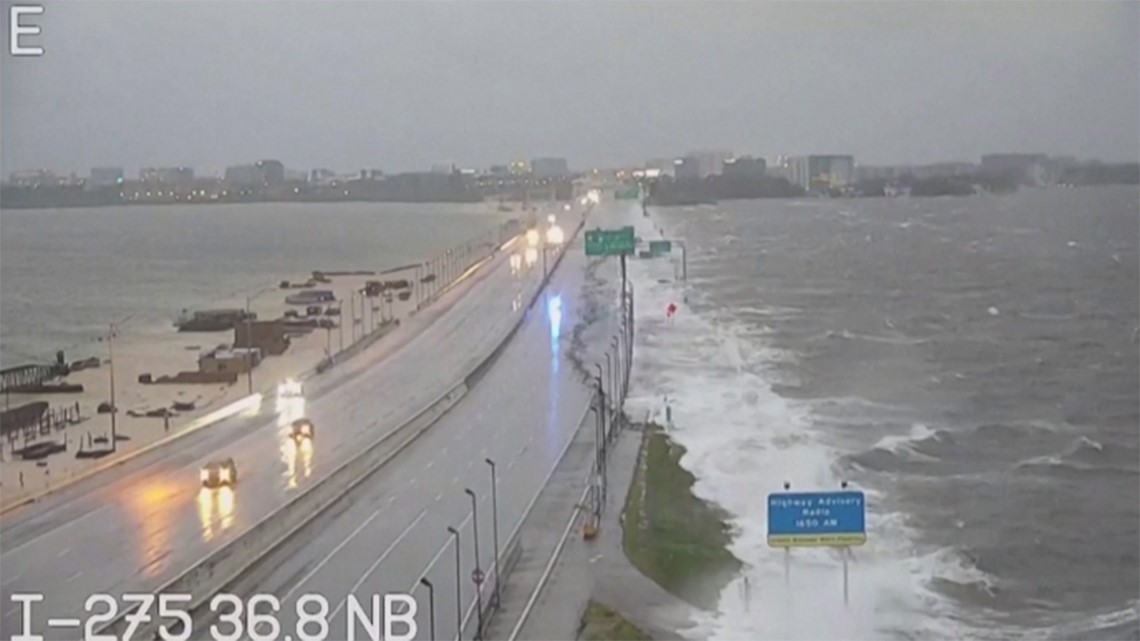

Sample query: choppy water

[0,202,509,366]
[624,186,1138,639]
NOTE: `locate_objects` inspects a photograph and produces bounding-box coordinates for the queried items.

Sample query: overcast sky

[2,1,1137,175]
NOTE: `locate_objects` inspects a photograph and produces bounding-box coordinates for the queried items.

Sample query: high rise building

[140,167,194,185]
[722,156,766,177]
[788,155,855,191]
[255,160,285,184]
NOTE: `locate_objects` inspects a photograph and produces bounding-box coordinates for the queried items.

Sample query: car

[291,418,315,441]
[201,457,238,488]
[278,379,304,398]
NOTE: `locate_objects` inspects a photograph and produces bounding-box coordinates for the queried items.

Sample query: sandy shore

[0,267,421,498]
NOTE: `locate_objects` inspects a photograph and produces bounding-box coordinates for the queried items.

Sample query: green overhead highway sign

[585,226,635,257]
[648,240,672,256]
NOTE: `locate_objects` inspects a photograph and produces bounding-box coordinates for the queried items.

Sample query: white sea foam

[615,206,988,640]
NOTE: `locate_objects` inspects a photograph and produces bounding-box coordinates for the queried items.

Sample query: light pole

[447,526,462,641]
[336,300,345,353]
[245,295,255,395]
[604,352,613,413]
[485,458,501,609]
[419,577,436,641]
[611,336,622,432]
[464,488,484,640]
[108,323,118,452]
[594,365,607,446]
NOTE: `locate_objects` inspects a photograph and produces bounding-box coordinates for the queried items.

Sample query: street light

[604,352,613,414]
[485,458,501,609]
[446,526,462,641]
[464,488,484,640]
[419,577,436,641]
[611,335,622,415]
[108,323,118,452]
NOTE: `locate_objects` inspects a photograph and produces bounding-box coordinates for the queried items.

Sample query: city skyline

[3,2,1138,174]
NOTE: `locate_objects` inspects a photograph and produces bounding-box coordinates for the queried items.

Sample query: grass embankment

[578,600,653,641]
[622,423,741,610]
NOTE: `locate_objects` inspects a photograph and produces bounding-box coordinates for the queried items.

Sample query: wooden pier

[0,364,62,394]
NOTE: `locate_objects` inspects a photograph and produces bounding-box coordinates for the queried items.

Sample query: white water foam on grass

[615,205,970,640]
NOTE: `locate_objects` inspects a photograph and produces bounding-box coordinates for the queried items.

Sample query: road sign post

[585,227,635,311]
[767,488,866,605]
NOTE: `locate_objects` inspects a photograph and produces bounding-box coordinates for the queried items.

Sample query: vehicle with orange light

[200,457,238,488]
[291,418,315,441]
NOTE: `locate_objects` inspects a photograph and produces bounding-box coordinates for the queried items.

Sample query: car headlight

[220,468,231,483]
[200,469,209,482]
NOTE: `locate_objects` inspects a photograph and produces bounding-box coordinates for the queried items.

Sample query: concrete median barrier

[96,381,468,640]
[97,216,583,639]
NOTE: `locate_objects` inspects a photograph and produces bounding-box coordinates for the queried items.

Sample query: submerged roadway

[0,212,579,639]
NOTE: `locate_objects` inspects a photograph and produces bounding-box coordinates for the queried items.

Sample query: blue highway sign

[767,490,867,548]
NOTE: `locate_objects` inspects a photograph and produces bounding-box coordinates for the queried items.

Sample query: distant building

[530,157,570,178]
[90,167,125,186]
[979,153,1048,175]
[8,170,59,186]
[644,158,676,178]
[255,160,285,184]
[489,165,510,176]
[431,164,456,175]
[788,155,855,191]
[223,160,284,186]
[140,167,194,185]
[856,162,975,182]
[674,156,702,180]
[310,168,336,184]
[722,156,766,177]
[508,161,529,175]
[224,164,264,186]
[673,151,733,179]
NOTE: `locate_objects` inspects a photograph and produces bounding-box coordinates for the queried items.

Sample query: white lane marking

[435,493,443,502]
[281,508,384,601]
[441,446,448,455]
[65,570,82,583]
[466,461,473,469]
[1,500,112,559]
[56,548,70,558]
[507,458,517,470]
[451,476,459,485]
[332,509,428,619]
[410,478,418,487]
[426,460,435,470]
[405,511,473,593]
[387,495,397,506]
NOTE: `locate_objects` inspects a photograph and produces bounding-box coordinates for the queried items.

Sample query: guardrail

[462,395,596,641]
[97,380,469,639]
[96,216,582,639]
